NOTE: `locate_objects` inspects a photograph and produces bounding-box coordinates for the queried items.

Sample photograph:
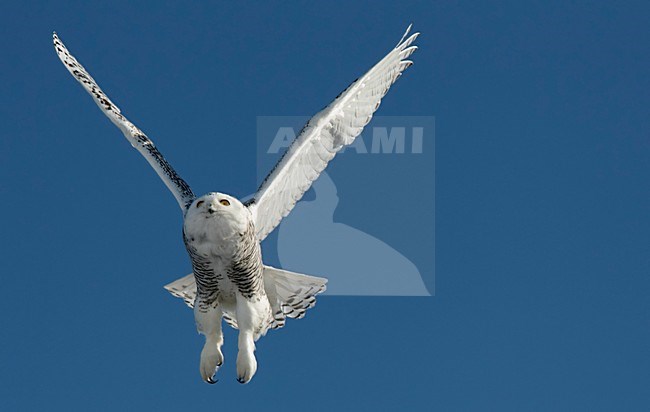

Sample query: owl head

[185,192,251,233]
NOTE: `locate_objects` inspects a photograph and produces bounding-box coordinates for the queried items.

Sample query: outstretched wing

[246,25,419,241]
[53,33,195,210]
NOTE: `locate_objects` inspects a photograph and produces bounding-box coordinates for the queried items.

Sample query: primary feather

[247,25,419,241]
[53,33,195,210]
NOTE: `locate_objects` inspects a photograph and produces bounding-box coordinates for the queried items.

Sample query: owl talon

[200,345,224,383]
[236,349,257,384]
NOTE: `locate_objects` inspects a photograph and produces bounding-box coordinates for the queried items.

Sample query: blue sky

[1,1,649,410]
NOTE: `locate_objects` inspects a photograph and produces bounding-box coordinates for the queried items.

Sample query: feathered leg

[194,299,223,384]
[235,293,271,384]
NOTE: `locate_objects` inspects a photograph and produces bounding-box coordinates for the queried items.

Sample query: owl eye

[196,201,204,208]
[219,199,230,206]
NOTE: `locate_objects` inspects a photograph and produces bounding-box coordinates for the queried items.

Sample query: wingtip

[397,24,411,46]
[397,23,419,47]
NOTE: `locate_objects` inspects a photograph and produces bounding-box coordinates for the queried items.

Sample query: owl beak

[208,206,217,214]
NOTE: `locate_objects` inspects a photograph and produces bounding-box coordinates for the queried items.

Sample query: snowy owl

[53,25,419,384]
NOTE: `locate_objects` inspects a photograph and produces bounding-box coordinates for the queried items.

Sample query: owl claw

[200,345,224,384]
[236,350,257,384]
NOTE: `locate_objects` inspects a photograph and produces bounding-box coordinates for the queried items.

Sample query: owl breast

[183,208,264,301]
[183,206,246,257]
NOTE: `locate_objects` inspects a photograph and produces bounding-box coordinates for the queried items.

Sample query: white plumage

[248,27,419,241]
[54,25,419,384]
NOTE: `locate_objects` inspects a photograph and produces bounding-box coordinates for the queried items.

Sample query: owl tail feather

[263,266,327,329]
[163,266,327,329]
